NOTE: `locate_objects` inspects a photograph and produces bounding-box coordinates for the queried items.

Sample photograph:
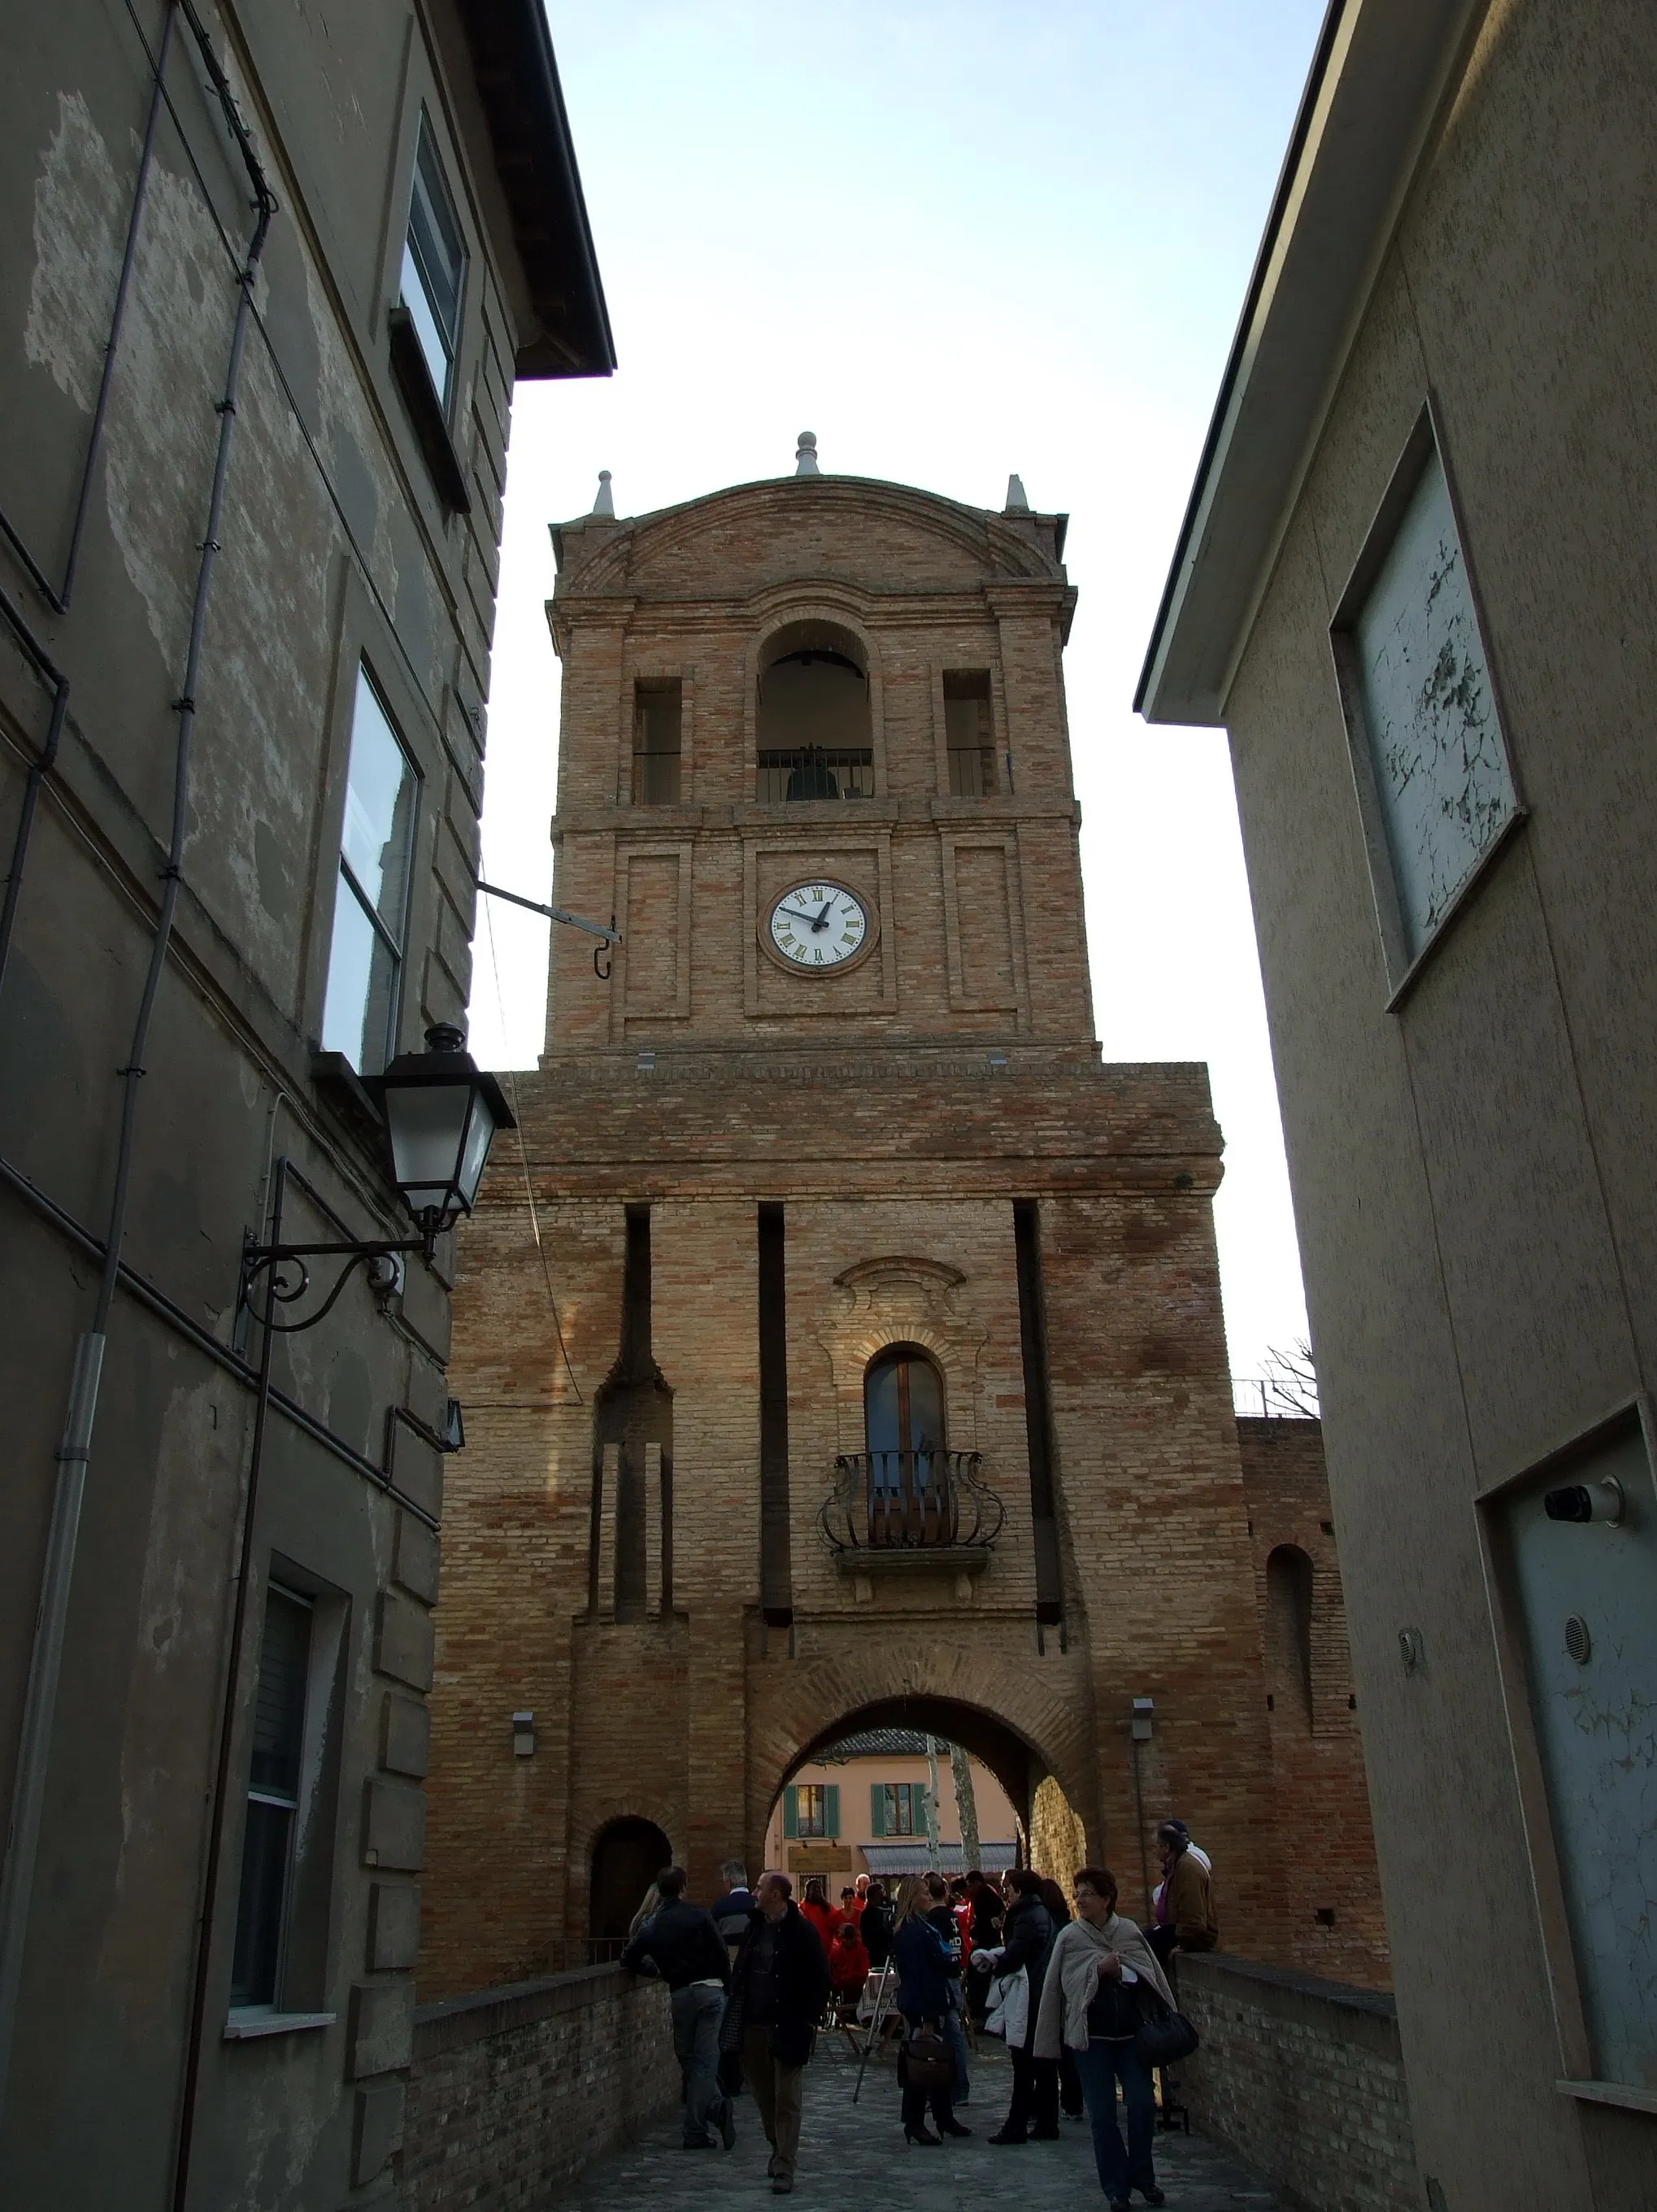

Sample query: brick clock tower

[420,449,1386,1995]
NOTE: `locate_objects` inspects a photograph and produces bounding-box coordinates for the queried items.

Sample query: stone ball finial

[592,468,615,516]
[795,432,820,477]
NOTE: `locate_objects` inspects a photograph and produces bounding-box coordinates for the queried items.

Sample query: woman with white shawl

[1032,1867,1174,2210]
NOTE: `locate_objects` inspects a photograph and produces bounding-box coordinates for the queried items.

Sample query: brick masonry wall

[1177,1954,1418,2212]
[1237,1420,1390,1987]
[421,471,1385,2024]
[402,1966,675,2210]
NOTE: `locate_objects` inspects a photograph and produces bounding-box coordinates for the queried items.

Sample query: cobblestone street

[555,2044,1282,2212]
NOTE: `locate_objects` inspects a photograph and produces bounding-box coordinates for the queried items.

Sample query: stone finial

[592,468,615,516]
[1004,472,1031,513]
[795,432,820,477]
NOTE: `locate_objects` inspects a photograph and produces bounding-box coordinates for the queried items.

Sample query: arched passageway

[589,1815,672,1948]
[782,1696,1037,1819]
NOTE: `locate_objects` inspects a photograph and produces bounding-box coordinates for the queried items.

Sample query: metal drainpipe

[171,1156,289,2210]
[0,603,70,1002]
[0,1,276,2127]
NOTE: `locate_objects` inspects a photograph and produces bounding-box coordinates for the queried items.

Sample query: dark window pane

[250,1587,311,1798]
[906,1360,943,1452]
[865,1356,902,1457]
[230,1587,311,2008]
[230,1797,294,2006]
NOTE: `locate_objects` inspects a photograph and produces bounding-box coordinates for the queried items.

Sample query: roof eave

[1136,0,1490,727]
[454,0,616,380]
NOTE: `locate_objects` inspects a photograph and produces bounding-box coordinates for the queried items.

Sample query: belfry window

[632,679,682,803]
[756,620,873,799]
[944,671,996,795]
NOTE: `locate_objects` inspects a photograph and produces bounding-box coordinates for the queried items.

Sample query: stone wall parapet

[1176,1953,1416,2212]
[403,1965,674,2208]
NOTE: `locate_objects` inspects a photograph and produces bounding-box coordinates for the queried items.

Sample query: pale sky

[467,0,1327,1380]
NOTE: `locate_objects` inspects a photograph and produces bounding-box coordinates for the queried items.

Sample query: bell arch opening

[756,618,872,799]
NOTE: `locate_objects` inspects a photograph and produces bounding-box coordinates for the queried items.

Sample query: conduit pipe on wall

[0,0,277,2131]
[0,593,71,1003]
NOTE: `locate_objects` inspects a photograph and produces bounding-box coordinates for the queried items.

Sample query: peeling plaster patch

[101,155,225,666]
[305,246,400,603]
[24,91,128,411]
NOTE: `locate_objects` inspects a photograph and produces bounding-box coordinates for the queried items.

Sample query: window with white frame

[321,665,418,1074]
[399,115,466,411]
[1335,425,1517,973]
[230,1584,313,2010]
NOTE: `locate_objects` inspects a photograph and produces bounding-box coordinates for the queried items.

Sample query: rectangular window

[632,679,683,804]
[1493,1419,1657,2091]
[944,671,996,796]
[1333,420,1517,977]
[321,665,418,1074]
[399,115,466,411]
[795,1783,827,1837]
[882,1783,924,1836]
[230,1585,313,2010]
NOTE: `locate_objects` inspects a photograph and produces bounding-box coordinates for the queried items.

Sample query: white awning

[863,1843,1016,1875]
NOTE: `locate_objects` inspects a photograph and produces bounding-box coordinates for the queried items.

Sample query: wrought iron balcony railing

[755,746,876,802]
[820,1449,1005,1555]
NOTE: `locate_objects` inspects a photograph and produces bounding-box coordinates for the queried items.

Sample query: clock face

[766,880,871,971]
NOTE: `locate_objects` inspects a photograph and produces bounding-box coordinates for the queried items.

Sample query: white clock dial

[768,880,870,970]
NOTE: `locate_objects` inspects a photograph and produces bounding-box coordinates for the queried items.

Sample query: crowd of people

[617,1814,1218,2209]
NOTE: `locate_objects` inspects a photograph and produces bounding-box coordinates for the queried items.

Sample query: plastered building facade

[0,6,608,2206]
[424,461,1387,2001]
[1141,2,1657,2204]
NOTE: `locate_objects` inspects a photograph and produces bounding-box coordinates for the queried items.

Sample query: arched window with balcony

[863,1344,946,1542]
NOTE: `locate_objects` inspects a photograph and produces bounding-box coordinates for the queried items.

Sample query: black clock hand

[812,898,833,930]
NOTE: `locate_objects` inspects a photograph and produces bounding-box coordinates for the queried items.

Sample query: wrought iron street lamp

[241,1022,515,1334]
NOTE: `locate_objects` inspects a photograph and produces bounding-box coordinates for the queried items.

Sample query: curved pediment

[556,474,1065,600]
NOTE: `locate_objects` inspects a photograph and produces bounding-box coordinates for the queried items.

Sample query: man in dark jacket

[620,1866,734,2151]
[720,1872,830,2195]
[711,1861,755,1955]
[976,1868,1058,2142]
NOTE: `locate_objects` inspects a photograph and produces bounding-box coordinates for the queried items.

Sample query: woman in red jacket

[799,1876,843,1953]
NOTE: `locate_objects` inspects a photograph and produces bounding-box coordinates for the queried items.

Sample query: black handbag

[1133,2000,1199,2068]
[897,2025,955,2092]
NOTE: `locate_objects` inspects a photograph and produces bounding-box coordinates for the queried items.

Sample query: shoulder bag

[1131,1983,1200,2068]
[897,2024,955,2092]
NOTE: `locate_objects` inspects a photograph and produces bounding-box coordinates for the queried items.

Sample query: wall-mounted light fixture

[241,1025,515,1335]
[512,1711,536,1757]
[1131,1696,1155,1742]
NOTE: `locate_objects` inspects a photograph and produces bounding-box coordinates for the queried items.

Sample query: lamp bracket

[241,1234,430,1335]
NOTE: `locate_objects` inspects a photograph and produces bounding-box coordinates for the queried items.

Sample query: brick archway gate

[745,1638,1101,1884]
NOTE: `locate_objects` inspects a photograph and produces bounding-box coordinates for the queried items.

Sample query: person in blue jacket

[891,1878,972,2146]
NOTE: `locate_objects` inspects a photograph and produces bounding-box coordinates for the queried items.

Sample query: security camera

[1543,1478,1624,1526]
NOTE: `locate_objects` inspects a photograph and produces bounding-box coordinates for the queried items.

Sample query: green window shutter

[783,1787,798,1840]
[870,1783,885,1837]
[824,1784,840,1839]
